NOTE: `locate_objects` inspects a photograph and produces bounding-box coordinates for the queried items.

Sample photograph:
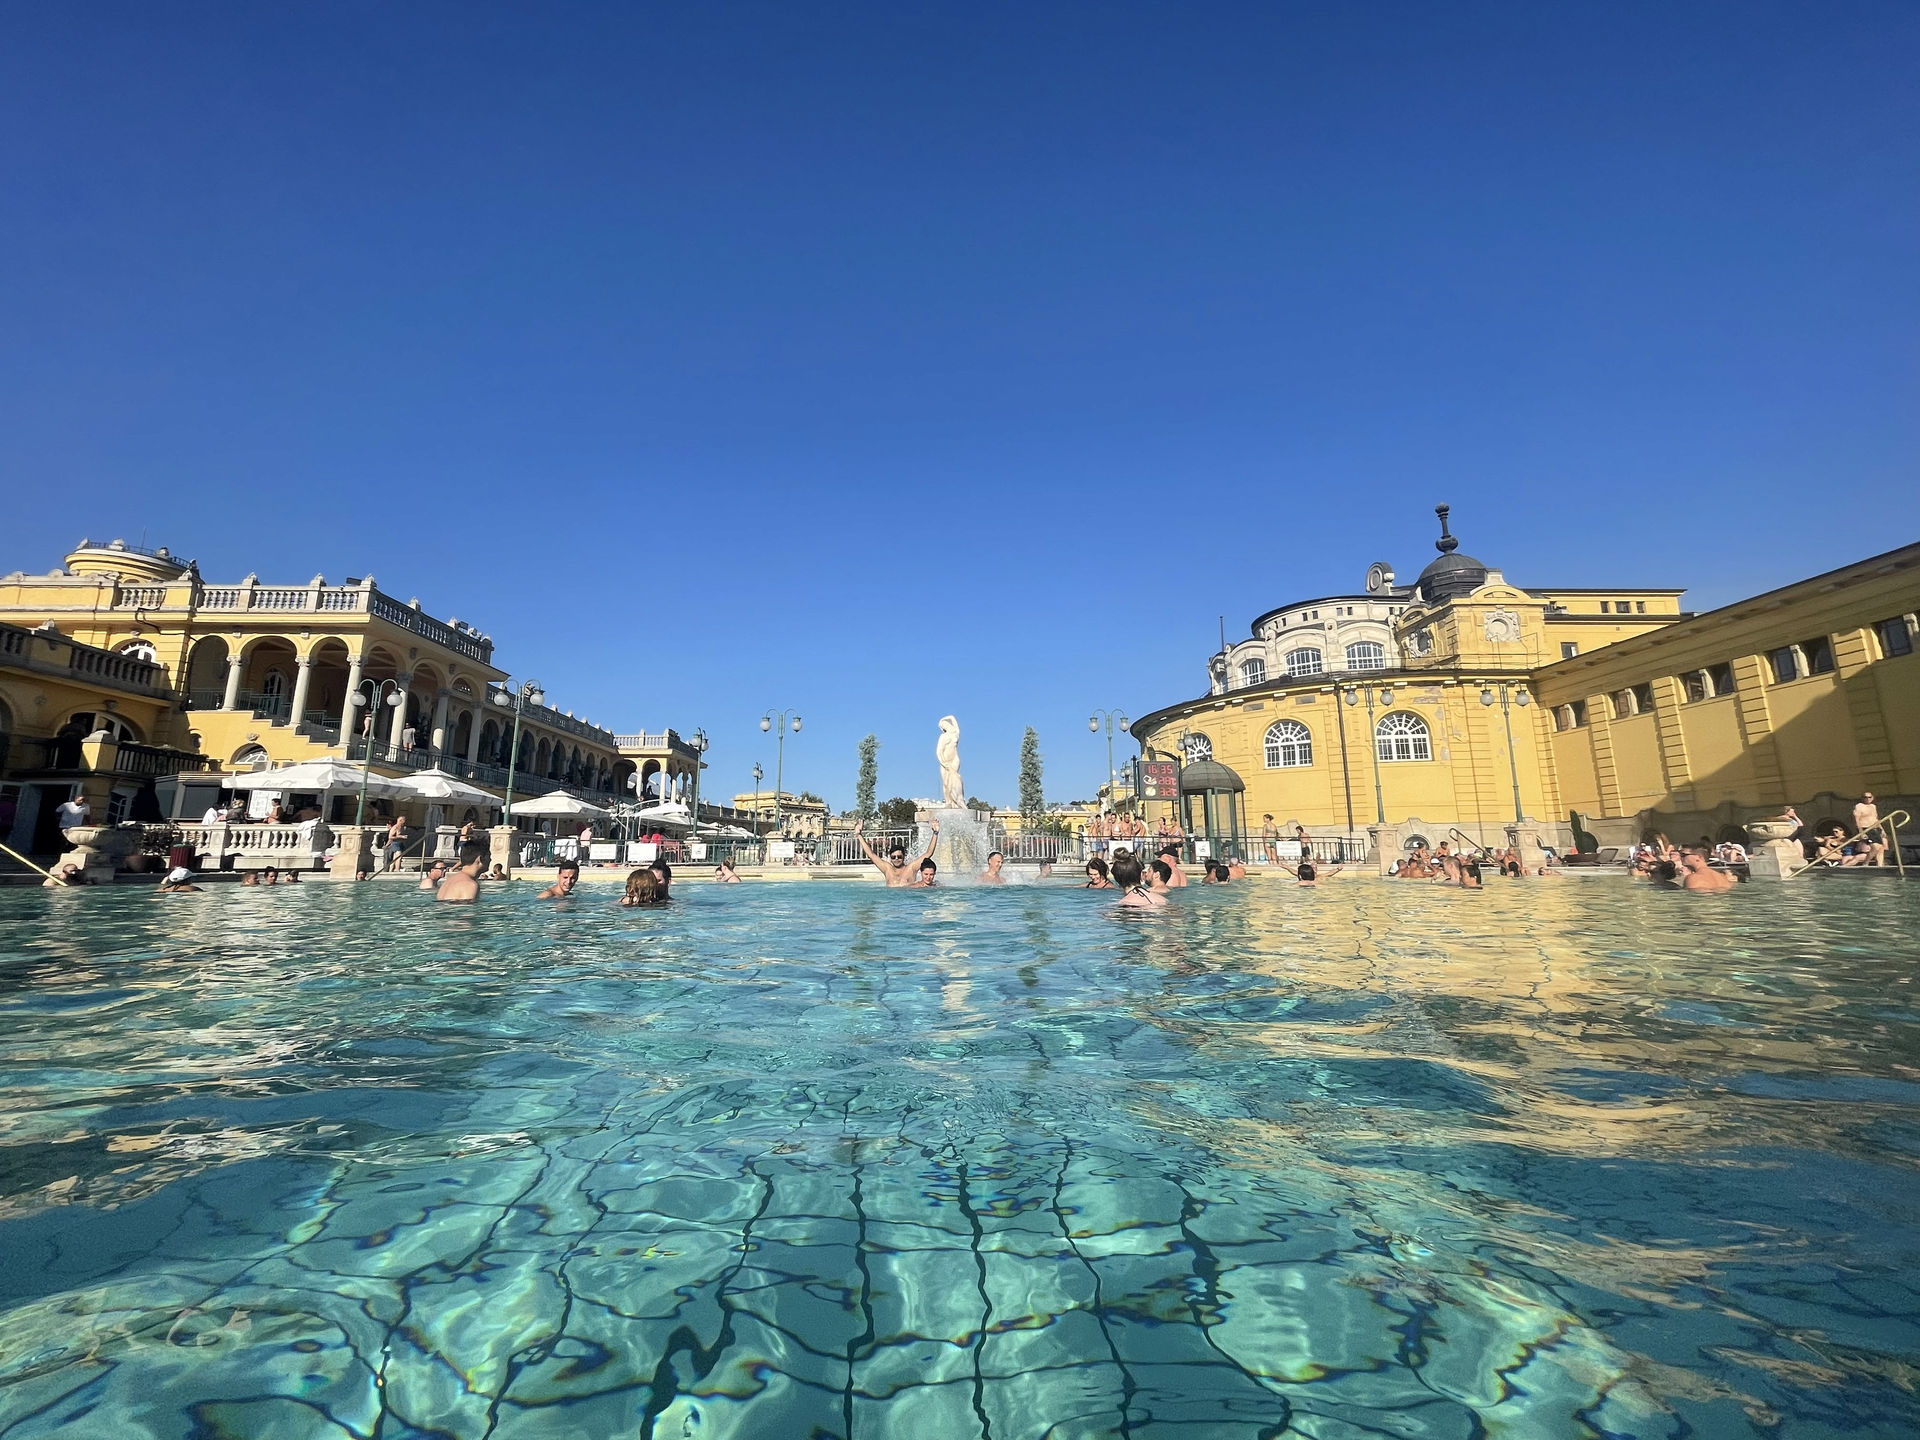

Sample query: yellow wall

[1534,547,1919,833]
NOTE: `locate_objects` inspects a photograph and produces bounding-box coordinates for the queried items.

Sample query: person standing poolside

[1853,792,1887,866]
[383,815,408,872]
[854,817,940,887]
[54,793,89,850]
[436,844,487,903]
[538,859,580,900]
[1681,848,1738,891]
[978,851,1007,884]
[1157,844,1187,888]
[1260,815,1278,864]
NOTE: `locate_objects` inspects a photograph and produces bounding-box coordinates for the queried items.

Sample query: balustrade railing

[105,579,493,662]
[115,743,216,777]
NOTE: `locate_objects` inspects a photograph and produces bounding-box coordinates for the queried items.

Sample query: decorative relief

[1484,610,1521,644]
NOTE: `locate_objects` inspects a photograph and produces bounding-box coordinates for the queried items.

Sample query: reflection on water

[1,877,1917,1438]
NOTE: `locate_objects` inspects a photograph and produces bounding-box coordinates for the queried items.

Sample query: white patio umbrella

[223,759,404,795]
[508,791,612,820]
[394,769,499,807]
[630,801,694,829]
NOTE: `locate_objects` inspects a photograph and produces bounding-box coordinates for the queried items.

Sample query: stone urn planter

[63,825,139,883]
[1746,818,1798,843]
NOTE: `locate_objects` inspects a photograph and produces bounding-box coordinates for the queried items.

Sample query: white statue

[936,715,965,809]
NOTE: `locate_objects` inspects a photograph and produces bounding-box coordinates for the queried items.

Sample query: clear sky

[4,3,1915,809]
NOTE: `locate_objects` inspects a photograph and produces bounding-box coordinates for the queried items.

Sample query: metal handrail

[1787,809,1910,879]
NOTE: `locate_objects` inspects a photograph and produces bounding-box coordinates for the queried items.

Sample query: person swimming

[1083,858,1114,889]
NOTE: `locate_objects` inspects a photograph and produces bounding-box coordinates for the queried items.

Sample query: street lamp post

[688,727,708,843]
[1088,710,1129,817]
[348,678,407,829]
[491,678,546,831]
[1479,682,1533,823]
[1342,683,1396,826]
[751,762,764,837]
[759,709,802,837]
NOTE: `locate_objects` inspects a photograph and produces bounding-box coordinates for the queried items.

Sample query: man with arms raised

[436,844,488,903]
[854,817,940,887]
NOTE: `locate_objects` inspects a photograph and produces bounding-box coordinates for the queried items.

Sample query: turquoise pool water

[1,877,1917,1438]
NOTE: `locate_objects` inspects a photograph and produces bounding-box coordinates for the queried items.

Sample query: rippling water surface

[1,875,1917,1439]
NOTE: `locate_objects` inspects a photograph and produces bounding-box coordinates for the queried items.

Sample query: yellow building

[731,791,828,839]
[1,617,212,853]
[1131,507,1682,855]
[1133,508,1919,862]
[1,537,681,862]
[1535,542,1919,848]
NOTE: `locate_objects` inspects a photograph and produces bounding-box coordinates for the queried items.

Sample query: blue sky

[3,3,1915,808]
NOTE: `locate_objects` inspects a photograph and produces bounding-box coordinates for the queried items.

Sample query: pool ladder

[1786,809,1909,880]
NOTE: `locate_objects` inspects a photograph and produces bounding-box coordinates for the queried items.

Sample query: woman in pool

[1083,858,1113,889]
[714,860,740,883]
[620,869,661,907]
[1112,853,1167,909]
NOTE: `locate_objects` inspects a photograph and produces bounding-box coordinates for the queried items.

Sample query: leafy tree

[797,790,825,805]
[877,796,918,828]
[855,734,879,823]
[966,796,996,813]
[1019,727,1045,830]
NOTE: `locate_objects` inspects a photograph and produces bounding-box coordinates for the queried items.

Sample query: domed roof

[1179,758,1246,793]
[1415,504,1489,601]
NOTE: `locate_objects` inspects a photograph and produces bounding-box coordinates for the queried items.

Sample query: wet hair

[986,850,1003,862]
[1296,861,1316,881]
[261,867,278,879]
[888,846,908,860]
[1084,857,1109,880]
[623,868,660,904]
[919,859,937,873]
[1111,854,1144,887]
[1652,860,1679,883]
[458,843,487,868]
[1157,844,1180,859]
[1150,860,1172,883]
[651,861,672,881]
[1210,862,1230,882]
[557,858,580,876]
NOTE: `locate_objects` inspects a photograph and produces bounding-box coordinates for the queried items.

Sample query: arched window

[1263,719,1312,768]
[1180,733,1212,762]
[1374,711,1431,762]
[1284,647,1323,678]
[118,639,157,663]
[1344,641,1385,671]
[1238,657,1266,688]
[1611,690,1635,719]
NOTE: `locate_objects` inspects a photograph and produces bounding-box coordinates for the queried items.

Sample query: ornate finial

[1434,504,1458,555]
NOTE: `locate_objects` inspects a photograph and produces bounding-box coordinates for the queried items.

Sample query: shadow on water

[0,876,1917,1437]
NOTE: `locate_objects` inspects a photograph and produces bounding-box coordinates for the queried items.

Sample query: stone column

[329,826,373,879]
[465,709,484,764]
[221,654,244,710]
[288,657,313,729]
[490,824,516,876]
[430,690,451,756]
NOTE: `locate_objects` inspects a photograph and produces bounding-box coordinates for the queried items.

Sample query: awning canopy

[221,760,404,795]
[395,769,499,806]
[508,791,612,819]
